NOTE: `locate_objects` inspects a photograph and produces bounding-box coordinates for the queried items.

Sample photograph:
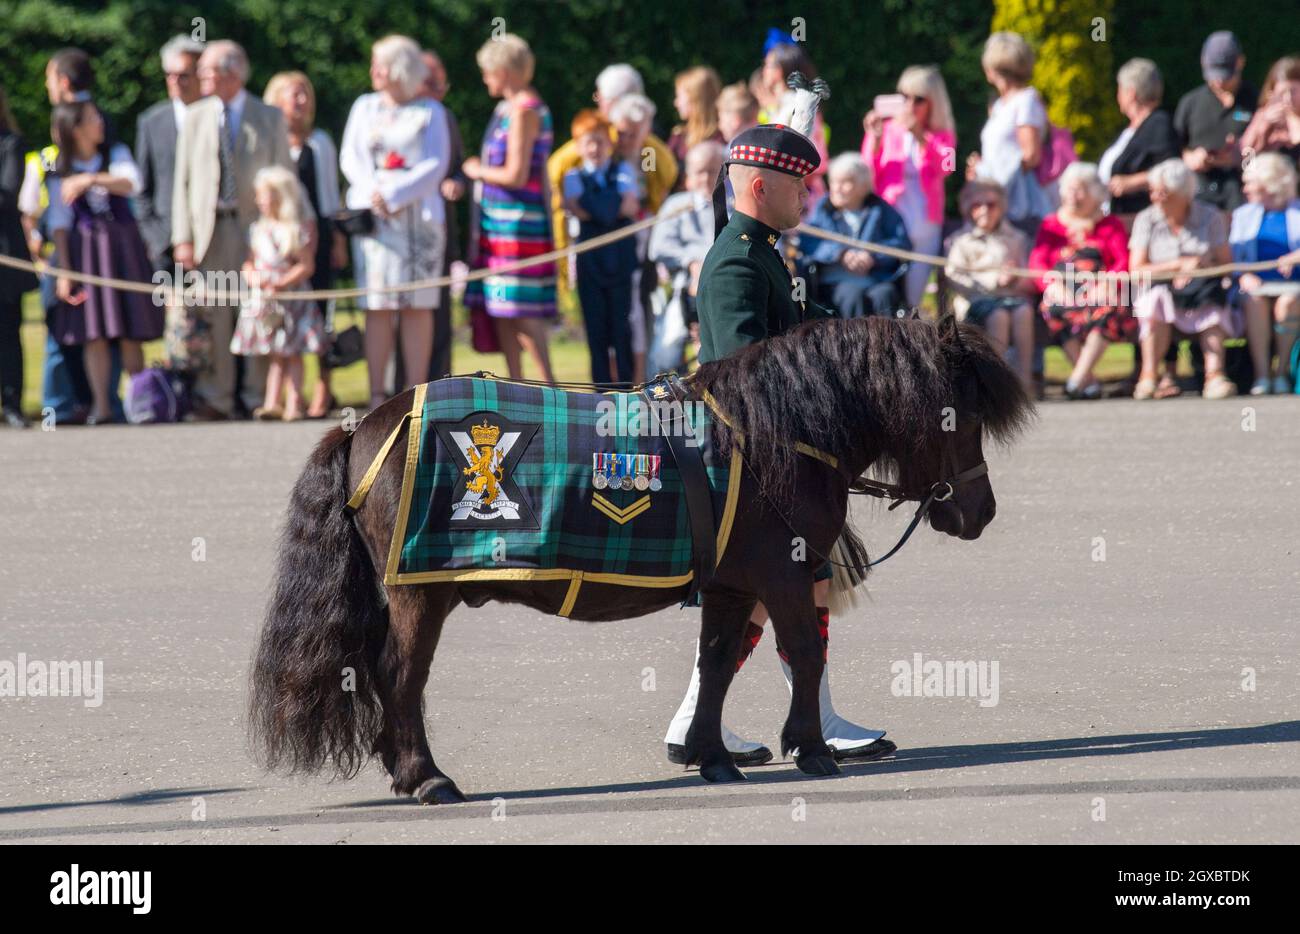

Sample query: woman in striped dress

[462,33,557,382]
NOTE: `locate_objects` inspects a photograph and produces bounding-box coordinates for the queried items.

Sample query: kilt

[378,377,741,614]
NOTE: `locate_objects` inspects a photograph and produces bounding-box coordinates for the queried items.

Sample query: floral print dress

[230,220,325,357]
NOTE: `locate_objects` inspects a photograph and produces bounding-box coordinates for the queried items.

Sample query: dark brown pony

[250,314,1032,803]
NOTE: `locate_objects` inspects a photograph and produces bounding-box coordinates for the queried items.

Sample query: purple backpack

[125,368,191,424]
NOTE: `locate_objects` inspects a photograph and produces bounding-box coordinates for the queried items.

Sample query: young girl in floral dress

[230,166,323,421]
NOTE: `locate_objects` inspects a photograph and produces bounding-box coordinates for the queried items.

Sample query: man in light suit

[173,39,293,418]
[135,35,205,270]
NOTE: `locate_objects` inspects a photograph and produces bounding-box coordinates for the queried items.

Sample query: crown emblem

[470,419,500,448]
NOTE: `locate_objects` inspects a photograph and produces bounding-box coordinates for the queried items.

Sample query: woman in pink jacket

[862,65,956,308]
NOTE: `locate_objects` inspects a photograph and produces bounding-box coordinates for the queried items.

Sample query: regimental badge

[434,412,539,529]
[767,233,778,247]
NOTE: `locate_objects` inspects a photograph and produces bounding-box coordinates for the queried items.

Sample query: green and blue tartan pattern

[394,378,731,581]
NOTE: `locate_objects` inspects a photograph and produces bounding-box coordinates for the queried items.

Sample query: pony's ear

[937,312,962,347]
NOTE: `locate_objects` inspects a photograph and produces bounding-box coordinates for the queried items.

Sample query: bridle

[845,415,990,567]
[849,451,989,567]
[744,413,990,572]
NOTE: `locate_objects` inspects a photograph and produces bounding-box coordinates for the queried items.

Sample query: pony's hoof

[699,760,748,783]
[415,777,467,805]
[795,754,841,777]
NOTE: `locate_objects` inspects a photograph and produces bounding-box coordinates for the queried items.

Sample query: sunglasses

[970,199,1000,209]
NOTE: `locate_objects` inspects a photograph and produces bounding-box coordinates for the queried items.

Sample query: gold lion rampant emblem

[463,419,504,507]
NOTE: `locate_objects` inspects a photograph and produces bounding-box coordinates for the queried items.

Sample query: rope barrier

[0,200,693,303]
[1,199,1292,301]
[791,223,1294,284]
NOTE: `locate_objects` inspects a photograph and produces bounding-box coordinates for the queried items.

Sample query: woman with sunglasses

[946,179,1035,391]
[862,65,957,309]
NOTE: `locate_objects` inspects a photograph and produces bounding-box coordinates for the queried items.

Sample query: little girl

[231,166,324,421]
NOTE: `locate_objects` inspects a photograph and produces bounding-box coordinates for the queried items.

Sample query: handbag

[463,278,501,353]
[333,208,374,237]
[1005,166,1053,227]
[1169,276,1227,310]
[322,324,364,369]
[1036,123,1078,185]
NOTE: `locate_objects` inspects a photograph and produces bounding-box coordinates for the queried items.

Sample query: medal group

[592,453,663,492]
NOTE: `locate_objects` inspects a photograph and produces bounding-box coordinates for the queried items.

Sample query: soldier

[663,121,896,765]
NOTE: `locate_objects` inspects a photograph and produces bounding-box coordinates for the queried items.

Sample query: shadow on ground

[3,722,1296,839]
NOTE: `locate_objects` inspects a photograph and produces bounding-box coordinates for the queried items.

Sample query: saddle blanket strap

[644,375,716,605]
[344,384,428,517]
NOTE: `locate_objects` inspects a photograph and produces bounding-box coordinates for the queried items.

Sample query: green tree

[3,1,1279,195]
[992,0,1119,158]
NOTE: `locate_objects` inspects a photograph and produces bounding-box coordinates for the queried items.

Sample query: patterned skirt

[230,290,326,357]
[1039,249,1136,344]
[1132,284,1241,339]
[49,214,162,345]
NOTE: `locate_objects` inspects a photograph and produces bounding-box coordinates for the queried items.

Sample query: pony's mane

[688,316,1034,503]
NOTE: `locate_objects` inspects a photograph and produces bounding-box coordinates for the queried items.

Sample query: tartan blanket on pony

[378,377,741,608]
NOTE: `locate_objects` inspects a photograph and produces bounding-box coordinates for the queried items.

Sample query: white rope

[0,200,692,302]
[1,200,1287,301]
[791,222,1288,284]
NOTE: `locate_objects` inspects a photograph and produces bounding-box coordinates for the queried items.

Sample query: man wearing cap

[661,116,895,768]
[1174,31,1256,212]
[695,123,831,363]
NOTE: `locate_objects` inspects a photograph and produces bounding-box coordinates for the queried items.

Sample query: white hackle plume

[776,71,830,139]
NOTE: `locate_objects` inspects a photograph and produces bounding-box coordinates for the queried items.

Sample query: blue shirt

[561,159,637,201]
[1256,210,1292,281]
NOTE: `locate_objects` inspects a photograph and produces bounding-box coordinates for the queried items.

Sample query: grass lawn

[17,290,1148,417]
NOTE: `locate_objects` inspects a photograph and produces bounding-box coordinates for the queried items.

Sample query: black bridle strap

[863,488,941,567]
[851,461,988,567]
[856,460,988,567]
[850,461,988,503]
[745,453,989,572]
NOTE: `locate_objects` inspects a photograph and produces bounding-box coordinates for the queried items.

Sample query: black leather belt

[642,375,716,606]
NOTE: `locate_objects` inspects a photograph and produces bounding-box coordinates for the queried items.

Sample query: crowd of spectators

[1,27,1298,427]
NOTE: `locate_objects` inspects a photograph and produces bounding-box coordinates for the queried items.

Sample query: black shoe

[2,408,29,429]
[832,738,897,762]
[666,743,774,767]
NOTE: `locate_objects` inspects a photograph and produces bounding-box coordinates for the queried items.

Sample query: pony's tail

[827,524,871,616]
[249,426,387,778]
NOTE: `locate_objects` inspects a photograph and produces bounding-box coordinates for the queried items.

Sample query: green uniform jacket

[695,210,834,365]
